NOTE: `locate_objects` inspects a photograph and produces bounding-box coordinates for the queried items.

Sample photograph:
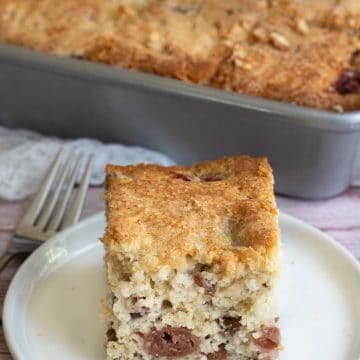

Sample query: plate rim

[3,211,360,360]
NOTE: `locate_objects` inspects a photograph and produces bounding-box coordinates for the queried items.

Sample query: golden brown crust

[2,0,360,109]
[102,157,279,275]
[0,0,112,56]
[212,17,360,111]
[87,35,220,83]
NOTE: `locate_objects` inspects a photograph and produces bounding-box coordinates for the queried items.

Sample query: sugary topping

[103,157,279,275]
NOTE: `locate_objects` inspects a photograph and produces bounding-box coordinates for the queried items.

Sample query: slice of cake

[101,156,281,360]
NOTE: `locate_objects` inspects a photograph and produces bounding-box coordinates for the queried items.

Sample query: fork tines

[15,148,94,241]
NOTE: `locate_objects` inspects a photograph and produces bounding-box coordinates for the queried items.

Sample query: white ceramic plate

[3,212,360,360]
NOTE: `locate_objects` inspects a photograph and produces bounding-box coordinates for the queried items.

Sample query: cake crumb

[295,18,309,35]
[333,104,344,113]
[231,45,253,70]
[252,27,268,42]
[269,32,290,51]
[147,31,163,52]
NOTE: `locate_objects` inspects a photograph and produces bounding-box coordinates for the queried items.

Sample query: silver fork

[0,148,94,271]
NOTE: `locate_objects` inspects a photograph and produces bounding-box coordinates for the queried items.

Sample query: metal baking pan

[0,43,359,199]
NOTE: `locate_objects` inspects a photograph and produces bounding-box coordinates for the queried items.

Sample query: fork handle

[0,251,25,272]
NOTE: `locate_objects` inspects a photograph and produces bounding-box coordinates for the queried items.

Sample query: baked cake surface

[101,156,281,359]
[1,0,360,110]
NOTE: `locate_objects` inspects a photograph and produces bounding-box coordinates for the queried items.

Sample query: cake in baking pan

[101,156,281,359]
[1,0,360,110]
